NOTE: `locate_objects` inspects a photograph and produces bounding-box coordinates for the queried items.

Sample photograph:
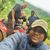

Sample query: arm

[0,31,22,50]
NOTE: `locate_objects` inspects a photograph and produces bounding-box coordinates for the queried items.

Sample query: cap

[31,19,48,33]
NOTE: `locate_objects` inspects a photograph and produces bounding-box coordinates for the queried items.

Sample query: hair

[31,10,35,16]
[27,26,47,41]
[31,10,35,13]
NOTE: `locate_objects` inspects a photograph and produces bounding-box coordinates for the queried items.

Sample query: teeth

[35,35,39,38]
[34,37,38,39]
[33,35,40,39]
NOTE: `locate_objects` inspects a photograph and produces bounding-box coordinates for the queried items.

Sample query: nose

[34,32,39,36]
[33,32,40,38]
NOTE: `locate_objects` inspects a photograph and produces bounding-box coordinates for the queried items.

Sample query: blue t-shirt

[0,31,50,50]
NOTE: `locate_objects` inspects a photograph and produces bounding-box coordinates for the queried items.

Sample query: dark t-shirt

[8,4,21,22]
[28,16,39,26]
[14,4,21,22]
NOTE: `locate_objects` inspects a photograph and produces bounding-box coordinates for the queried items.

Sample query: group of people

[0,2,50,50]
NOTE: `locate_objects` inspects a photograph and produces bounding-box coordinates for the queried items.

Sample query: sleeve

[41,43,50,50]
[44,45,50,50]
[0,31,22,50]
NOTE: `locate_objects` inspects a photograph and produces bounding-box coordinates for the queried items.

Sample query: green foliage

[0,0,2,12]
[0,0,24,19]
[0,0,16,19]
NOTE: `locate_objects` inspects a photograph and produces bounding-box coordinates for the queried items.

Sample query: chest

[17,41,42,50]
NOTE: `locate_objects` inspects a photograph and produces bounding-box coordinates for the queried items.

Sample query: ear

[27,27,32,33]
[27,29,32,36]
[40,34,45,41]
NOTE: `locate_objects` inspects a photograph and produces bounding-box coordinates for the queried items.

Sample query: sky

[25,0,50,13]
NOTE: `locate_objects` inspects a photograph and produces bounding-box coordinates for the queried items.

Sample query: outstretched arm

[0,31,22,50]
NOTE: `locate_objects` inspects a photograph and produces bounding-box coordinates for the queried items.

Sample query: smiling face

[28,26,45,44]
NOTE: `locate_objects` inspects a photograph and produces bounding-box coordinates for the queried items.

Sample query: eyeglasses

[29,29,44,37]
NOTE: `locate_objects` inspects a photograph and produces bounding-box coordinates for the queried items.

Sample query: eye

[29,30,35,35]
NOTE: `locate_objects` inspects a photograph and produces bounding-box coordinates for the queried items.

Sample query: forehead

[29,29,45,36]
[29,26,45,34]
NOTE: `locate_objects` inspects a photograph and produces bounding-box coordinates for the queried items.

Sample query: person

[14,15,26,33]
[28,10,39,26]
[14,10,27,33]
[13,2,27,23]
[7,2,27,35]
[0,19,50,50]
[8,2,27,24]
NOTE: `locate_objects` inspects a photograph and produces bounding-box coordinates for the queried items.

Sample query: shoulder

[40,43,50,50]
[13,4,21,12]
